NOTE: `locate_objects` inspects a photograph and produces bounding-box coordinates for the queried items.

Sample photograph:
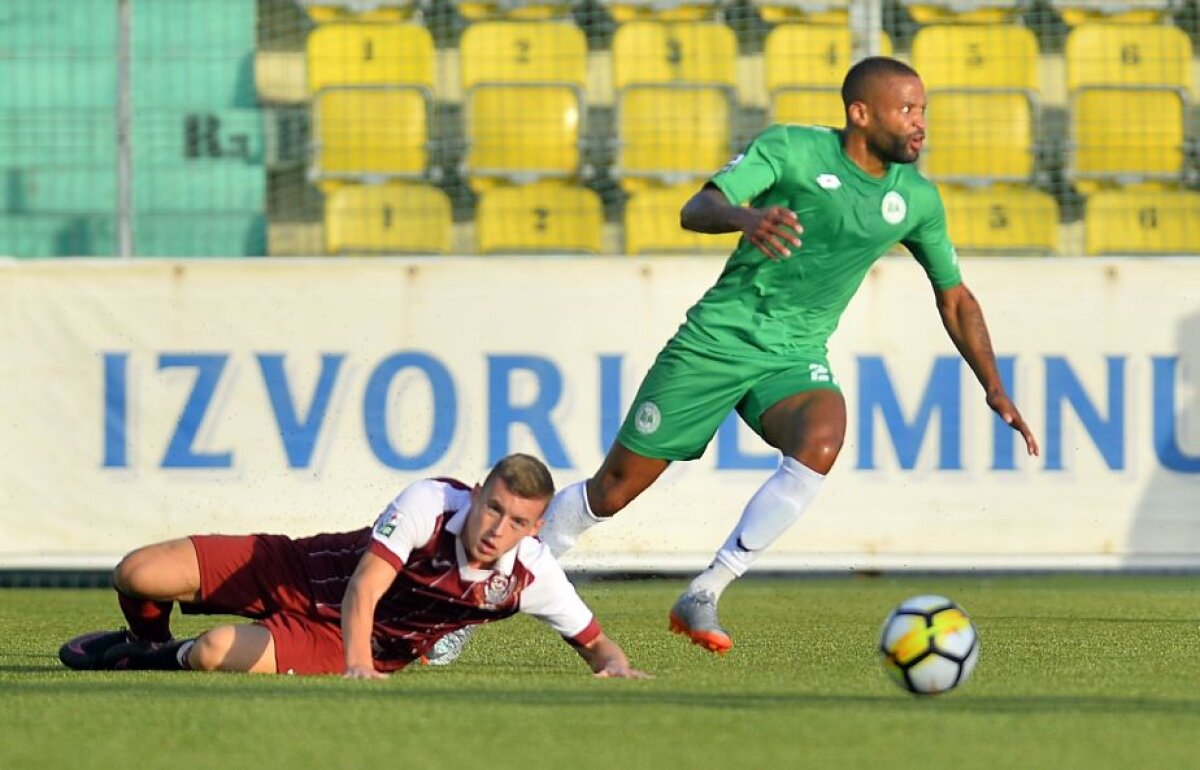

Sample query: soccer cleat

[422,626,477,667]
[668,591,733,654]
[58,629,133,670]
[101,638,186,671]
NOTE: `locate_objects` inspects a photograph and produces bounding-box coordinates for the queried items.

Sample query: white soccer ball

[878,594,979,695]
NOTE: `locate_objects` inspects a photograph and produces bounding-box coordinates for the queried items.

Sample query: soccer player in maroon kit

[59,454,648,679]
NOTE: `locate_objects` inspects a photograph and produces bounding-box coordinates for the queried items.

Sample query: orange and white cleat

[668,591,733,655]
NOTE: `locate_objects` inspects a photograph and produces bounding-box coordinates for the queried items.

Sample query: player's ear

[471,483,481,502]
[846,101,869,129]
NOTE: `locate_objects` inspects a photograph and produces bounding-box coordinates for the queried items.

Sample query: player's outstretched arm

[680,185,802,261]
[934,283,1040,457]
[341,550,399,679]
[572,633,653,680]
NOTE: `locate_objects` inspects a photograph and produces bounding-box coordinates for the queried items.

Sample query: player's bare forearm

[936,284,1002,394]
[681,186,753,234]
[340,551,396,679]
[574,633,652,679]
[681,185,802,260]
[936,283,1040,456]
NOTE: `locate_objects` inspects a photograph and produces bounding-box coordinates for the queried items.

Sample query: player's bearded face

[869,76,927,165]
[461,478,546,568]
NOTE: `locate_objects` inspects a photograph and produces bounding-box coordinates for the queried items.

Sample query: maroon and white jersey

[302,478,600,670]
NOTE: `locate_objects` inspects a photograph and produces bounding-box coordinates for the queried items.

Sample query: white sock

[690,457,825,599]
[538,480,604,558]
[177,638,196,670]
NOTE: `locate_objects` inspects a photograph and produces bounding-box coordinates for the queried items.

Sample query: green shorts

[616,335,841,461]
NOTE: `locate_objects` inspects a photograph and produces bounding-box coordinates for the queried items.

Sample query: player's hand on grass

[987,391,1040,457]
[593,661,654,680]
[746,206,803,261]
[343,664,389,680]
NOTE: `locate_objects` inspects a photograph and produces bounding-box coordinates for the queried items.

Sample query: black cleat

[102,638,187,671]
[58,630,133,670]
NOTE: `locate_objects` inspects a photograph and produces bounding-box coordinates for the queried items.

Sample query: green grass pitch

[2,576,1198,770]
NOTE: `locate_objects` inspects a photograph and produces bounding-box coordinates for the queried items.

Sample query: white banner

[2,256,1198,570]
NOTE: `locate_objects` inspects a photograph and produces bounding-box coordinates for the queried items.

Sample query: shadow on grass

[979,616,1199,624]
[4,676,1199,716]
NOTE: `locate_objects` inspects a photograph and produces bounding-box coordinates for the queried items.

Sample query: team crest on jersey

[816,174,841,190]
[634,401,662,435]
[881,191,907,225]
[481,573,514,609]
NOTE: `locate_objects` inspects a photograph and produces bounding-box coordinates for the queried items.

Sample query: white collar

[444,502,518,581]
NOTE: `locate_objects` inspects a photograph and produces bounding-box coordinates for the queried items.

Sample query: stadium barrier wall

[2,256,1198,572]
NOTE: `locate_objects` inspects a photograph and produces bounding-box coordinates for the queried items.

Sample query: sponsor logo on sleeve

[718,153,745,174]
[375,509,399,538]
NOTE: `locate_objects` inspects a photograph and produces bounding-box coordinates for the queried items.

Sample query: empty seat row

[323,181,740,255]
[304,20,1196,189]
[321,181,1200,257]
[296,0,1180,26]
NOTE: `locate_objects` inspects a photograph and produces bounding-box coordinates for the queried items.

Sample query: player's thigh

[113,538,201,602]
[740,357,847,456]
[184,534,312,619]
[617,341,756,461]
[189,623,278,674]
[257,612,346,676]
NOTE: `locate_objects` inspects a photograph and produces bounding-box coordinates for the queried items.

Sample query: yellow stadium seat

[751,0,849,25]
[298,0,416,23]
[1065,24,1192,91]
[602,1,722,22]
[459,22,588,189]
[764,26,893,93]
[911,25,1039,91]
[900,0,1021,24]
[770,89,845,128]
[764,26,892,128]
[938,185,1059,255]
[1070,89,1186,182]
[463,86,581,187]
[1065,25,1191,186]
[617,86,731,188]
[612,21,737,90]
[324,183,452,254]
[457,1,574,20]
[312,89,428,183]
[624,182,743,254]
[1052,0,1170,27]
[1084,188,1200,255]
[459,21,588,89]
[922,91,1034,182]
[476,182,604,254]
[306,23,434,94]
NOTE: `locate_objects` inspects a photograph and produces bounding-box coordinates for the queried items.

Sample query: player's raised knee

[112,546,159,596]
[187,627,235,671]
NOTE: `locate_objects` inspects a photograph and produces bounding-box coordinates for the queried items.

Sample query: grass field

[2,575,1198,770]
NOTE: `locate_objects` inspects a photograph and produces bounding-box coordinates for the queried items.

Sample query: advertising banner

[2,257,1198,570]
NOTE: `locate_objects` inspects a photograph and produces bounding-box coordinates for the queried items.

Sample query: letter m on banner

[856,356,962,470]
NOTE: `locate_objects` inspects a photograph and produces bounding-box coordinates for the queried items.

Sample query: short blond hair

[483,453,555,503]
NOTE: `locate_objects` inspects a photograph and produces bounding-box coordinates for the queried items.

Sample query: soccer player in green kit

[429,56,1040,663]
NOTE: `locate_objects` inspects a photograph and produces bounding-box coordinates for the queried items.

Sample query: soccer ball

[878,595,979,695]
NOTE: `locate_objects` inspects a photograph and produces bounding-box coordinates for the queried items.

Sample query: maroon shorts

[186,534,348,676]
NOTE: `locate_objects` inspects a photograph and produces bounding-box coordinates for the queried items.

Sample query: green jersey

[676,124,962,357]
